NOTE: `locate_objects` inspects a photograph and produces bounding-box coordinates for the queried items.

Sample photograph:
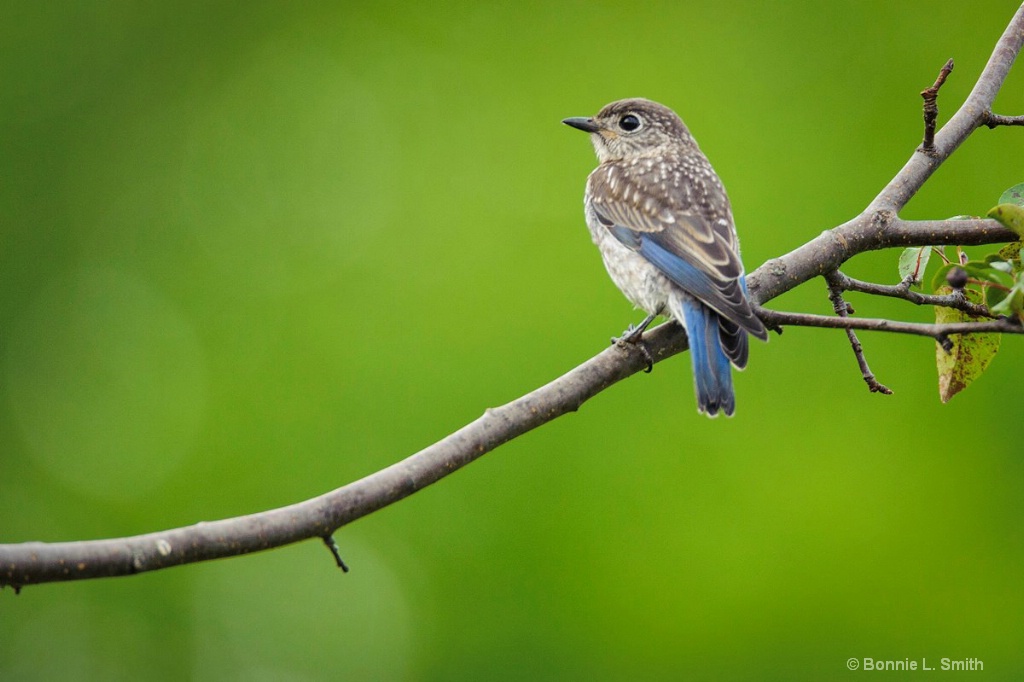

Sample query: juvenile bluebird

[563,98,767,417]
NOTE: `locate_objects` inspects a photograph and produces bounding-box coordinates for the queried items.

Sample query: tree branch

[0,323,688,588]
[747,217,1016,304]
[3,5,1024,589]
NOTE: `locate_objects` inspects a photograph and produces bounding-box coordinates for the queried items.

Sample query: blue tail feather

[680,297,735,417]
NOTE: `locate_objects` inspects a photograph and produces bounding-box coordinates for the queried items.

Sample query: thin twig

[831,271,995,318]
[920,58,955,154]
[756,307,1022,346]
[824,272,893,394]
[983,112,1024,128]
[322,535,350,573]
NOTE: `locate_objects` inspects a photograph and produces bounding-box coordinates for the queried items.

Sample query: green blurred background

[2,1,1023,679]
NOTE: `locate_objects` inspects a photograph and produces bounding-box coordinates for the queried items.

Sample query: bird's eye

[619,114,642,132]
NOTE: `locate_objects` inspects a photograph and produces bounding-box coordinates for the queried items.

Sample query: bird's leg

[615,312,657,344]
[611,312,657,372]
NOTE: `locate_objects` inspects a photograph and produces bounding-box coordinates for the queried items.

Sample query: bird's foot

[611,313,657,372]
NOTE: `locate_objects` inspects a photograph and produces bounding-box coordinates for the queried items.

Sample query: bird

[563,98,767,417]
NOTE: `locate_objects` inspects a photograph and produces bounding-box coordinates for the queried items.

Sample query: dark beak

[562,116,600,133]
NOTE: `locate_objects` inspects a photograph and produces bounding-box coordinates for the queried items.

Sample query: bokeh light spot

[4,266,207,501]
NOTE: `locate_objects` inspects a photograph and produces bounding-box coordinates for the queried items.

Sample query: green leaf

[998,182,1024,206]
[931,263,958,292]
[898,246,932,286]
[983,255,1013,273]
[990,284,1024,317]
[934,286,1001,403]
[989,273,1024,319]
[987,203,1024,237]
[984,281,1008,310]
[960,261,1014,287]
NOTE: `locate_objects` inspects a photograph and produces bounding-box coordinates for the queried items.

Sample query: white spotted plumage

[564,97,768,416]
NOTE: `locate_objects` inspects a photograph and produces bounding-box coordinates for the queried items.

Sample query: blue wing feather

[638,237,727,312]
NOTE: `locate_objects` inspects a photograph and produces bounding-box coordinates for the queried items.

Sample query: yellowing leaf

[997,240,1021,263]
[987,203,1024,237]
[934,286,1000,403]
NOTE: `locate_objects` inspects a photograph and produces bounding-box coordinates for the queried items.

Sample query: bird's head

[563,98,695,163]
